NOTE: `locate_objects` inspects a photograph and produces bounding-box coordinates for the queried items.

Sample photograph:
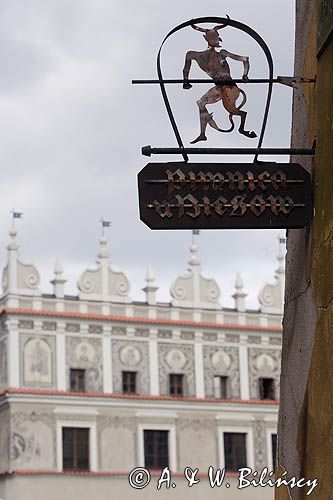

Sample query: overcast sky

[0,0,295,308]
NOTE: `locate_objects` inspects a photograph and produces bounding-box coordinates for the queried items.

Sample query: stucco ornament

[119,345,141,367]
[75,341,96,363]
[211,350,232,371]
[254,353,275,374]
[170,244,221,309]
[166,349,187,370]
[258,252,285,314]
[24,338,52,385]
[2,228,41,296]
[77,235,131,303]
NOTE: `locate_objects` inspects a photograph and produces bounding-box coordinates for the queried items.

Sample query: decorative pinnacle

[98,236,109,259]
[189,243,200,266]
[8,228,18,251]
[235,272,244,290]
[146,264,156,284]
[54,258,63,276]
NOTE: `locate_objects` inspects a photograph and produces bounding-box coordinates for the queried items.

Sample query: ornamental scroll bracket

[132,15,315,163]
[134,16,314,230]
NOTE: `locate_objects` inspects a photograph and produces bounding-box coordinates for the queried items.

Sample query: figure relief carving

[75,341,96,363]
[23,338,52,385]
[119,345,141,367]
[254,353,275,374]
[211,350,232,371]
[112,340,150,394]
[166,349,187,370]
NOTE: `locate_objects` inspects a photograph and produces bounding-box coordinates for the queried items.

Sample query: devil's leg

[238,110,257,138]
[222,86,257,139]
[190,86,223,144]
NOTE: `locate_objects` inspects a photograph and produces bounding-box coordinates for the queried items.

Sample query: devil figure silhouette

[183,18,257,143]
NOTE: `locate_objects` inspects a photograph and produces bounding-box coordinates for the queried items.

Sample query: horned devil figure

[183,19,257,143]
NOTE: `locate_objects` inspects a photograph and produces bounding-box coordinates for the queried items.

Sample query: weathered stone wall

[277,0,333,498]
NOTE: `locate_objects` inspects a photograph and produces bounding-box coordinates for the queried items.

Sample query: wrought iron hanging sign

[133,16,314,230]
[138,162,312,230]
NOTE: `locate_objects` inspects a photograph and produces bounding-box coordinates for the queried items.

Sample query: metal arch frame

[157,16,274,163]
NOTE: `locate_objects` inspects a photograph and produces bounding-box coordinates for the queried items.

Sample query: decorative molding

[248,348,281,399]
[66,337,103,392]
[203,346,240,399]
[158,343,195,397]
[112,340,149,394]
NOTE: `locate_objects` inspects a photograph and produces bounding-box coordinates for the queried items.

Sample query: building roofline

[0,307,282,333]
[0,387,279,405]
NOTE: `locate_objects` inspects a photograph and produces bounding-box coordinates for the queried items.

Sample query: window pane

[62,428,73,470]
[224,432,247,471]
[77,429,89,470]
[62,428,89,471]
[271,434,277,470]
[70,369,85,392]
[259,378,275,400]
[169,374,184,396]
[122,371,137,394]
[144,430,169,469]
[220,376,228,399]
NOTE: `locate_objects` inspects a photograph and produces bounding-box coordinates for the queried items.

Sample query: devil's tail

[208,112,234,133]
[207,88,247,133]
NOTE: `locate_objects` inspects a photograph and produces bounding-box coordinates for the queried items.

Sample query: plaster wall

[277,0,333,498]
[0,474,274,500]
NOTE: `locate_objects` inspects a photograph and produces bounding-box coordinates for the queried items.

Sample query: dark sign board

[138,163,312,230]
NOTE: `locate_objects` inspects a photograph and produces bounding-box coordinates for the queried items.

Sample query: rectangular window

[122,371,137,394]
[259,378,275,400]
[169,374,184,396]
[213,376,229,398]
[62,427,89,471]
[144,430,169,469]
[224,432,247,471]
[70,369,85,392]
[271,434,277,471]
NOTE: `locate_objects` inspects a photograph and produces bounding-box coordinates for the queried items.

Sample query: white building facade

[0,229,284,500]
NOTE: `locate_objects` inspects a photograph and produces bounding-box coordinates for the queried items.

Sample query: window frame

[70,368,86,392]
[62,427,90,471]
[138,423,177,472]
[56,420,97,472]
[143,429,169,470]
[213,375,229,399]
[259,377,276,400]
[169,373,184,397]
[218,425,254,470]
[122,370,137,394]
[266,426,278,472]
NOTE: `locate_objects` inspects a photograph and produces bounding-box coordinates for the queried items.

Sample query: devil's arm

[221,50,250,79]
[183,51,195,89]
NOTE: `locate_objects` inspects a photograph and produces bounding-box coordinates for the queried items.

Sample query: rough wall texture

[277,0,333,498]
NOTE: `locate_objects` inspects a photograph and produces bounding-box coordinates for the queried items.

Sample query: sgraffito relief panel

[111,340,149,394]
[158,343,195,396]
[203,346,240,398]
[248,348,281,399]
[0,338,7,391]
[178,418,217,469]
[21,335,55,388]
[252,419,268,471]
[99,415,136,470]
[11,412,54,470]
[66,337,103,392]
[0,409,10,470]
